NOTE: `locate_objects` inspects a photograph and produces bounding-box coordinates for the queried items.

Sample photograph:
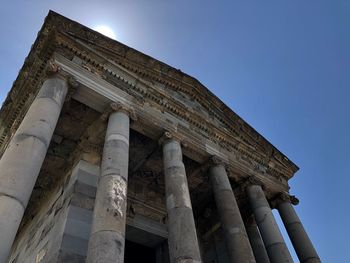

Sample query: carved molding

[110,102,137,120]
[0,11,298,188]
[239,176,265,191]
[101,102,137,121]
[52,37,295,183]
[270,192,300,208]
[158,131,183,146]
[45,59,62,76]
[208,155,228,169]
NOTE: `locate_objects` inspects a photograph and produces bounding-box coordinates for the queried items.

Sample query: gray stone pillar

[86,104,130,263]
[161,133,202,263]
[208,160,255,263]
[0,75,68,262]
[276,194,321,263]
[247,184,293,263]
[245,218,270,263]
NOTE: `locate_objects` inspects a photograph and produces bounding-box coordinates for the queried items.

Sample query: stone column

[161,132,202,263]
[276,193,321,263]
[247,183,293,263]
[86,103,131,263]
[0,75,68,262]
[245,217,270,263]
[208,159,255,263]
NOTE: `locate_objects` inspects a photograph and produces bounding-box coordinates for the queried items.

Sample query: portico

[0,11,320,263]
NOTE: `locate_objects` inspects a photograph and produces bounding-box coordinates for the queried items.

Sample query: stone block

[61,233,89,256]
[57,249,86,263]
[67,205,93,225]
[70,193,95,211]
[76,170,99,188]
[69,160,99,189]
[74,181,97,198]
[64,218,91,240]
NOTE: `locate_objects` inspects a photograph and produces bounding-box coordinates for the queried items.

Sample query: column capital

[158,131,183,145]
[240,176,265,191]
[45,59,71,81]
[45,59,62,77]
[101,102,137,121]
[67,75,79,89]
[208,155,227,168]
[45,59,79,101]
[271,192,299,208]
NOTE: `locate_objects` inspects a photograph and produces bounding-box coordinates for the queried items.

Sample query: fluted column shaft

[245,219,270,263]
[247,185,293,263]
[86,110,130,263]
[277,200,321,263]
[0,76,68,262]
[209,164,255,263]
[162,138,202,263]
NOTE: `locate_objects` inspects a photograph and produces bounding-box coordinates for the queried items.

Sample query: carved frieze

[0,11,299,188]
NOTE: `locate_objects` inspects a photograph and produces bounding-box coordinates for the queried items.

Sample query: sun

[93,25,117,40]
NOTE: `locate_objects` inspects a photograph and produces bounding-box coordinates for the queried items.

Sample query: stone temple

[0,11,320,263]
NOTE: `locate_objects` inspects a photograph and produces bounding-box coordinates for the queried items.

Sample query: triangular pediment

[0,10,298,181]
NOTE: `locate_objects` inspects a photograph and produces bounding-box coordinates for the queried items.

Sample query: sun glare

[94,25,117,40]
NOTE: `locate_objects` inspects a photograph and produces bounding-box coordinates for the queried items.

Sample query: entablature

[50,51,289,193]
[0,11,299,195]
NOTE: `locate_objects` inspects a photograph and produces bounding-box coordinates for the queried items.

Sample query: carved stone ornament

[158,131,182,145]
[276,192,291,205]
[247,175,264,187]
[101,102,137,121]
[68,75,79,89]
[203,155,231,176]
[66,76,79,101]
[239,176,265,191]
[209,155,227,168]
[271,192,300,208]
[111,102,137,120]
[45,59,62,76]
[290,195,300,205]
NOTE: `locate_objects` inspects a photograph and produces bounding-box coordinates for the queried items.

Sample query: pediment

[0,11,298,183]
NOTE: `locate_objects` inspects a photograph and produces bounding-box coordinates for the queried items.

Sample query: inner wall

[9,125,230,263]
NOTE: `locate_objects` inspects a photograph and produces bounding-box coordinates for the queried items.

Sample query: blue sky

[1,1,349,262]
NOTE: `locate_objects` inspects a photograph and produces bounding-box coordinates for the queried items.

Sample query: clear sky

[1,1,349,262]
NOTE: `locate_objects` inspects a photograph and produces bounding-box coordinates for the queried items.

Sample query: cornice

[0,24,58,154]
[53,34,294,182]
[46,11,297,172]
[0,11,299,182]
[52,52,290,191]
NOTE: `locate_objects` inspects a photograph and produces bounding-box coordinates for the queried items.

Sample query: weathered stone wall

[8,159,171,263]
[57,160,100,262]
[9,157,230,263]
[8,160,99,263]
[8,175,72,263]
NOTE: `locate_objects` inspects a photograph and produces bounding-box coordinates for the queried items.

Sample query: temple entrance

[124,240,156,262]
[125,221,170,263]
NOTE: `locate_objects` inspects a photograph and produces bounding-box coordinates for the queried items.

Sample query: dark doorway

[124,239,156,263]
